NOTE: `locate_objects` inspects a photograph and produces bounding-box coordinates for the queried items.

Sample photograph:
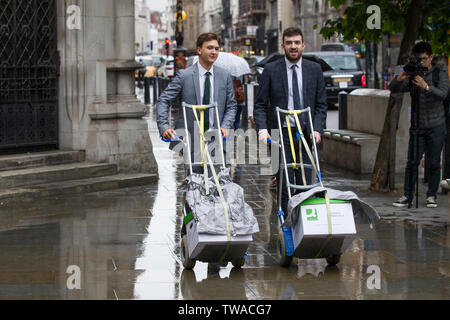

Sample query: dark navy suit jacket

[254,57,327,136]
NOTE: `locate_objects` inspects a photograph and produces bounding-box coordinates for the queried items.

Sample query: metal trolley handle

[274,106,324,212]
[181,102,226,175]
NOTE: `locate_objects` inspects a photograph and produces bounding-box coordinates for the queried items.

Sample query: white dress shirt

[285,57,303,112]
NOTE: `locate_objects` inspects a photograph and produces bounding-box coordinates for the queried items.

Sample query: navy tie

[203,72,211,131]
[292,65,301,110]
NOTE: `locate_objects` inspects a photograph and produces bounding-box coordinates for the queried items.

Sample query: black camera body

[403,56,428,76]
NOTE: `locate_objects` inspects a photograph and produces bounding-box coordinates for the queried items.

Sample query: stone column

[83,0,157,174]
[58,0,87,151]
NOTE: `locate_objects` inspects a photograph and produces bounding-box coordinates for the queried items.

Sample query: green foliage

[420,2,450,56]
[320,0,449,56]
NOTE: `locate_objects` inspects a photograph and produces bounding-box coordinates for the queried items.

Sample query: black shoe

[426,196,437,208]
[392,196,410,208]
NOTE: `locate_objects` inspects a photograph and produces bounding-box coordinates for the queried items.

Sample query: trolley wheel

[277,229,293,267]
[231,257,246,268]
[326,254,341,267]
[180,235,196,270]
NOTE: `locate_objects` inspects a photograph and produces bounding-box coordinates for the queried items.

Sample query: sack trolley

[269,107,342,267]
[162,102,250,270]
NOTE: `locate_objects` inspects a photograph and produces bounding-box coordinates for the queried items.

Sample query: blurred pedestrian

[233,75,245,130]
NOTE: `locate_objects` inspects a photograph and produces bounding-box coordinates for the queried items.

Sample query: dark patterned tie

[292,65,301,110]
[202,72,211,131]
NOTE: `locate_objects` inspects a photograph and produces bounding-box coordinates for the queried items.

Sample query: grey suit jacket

[254,57,327,136]
[156,63,237,144]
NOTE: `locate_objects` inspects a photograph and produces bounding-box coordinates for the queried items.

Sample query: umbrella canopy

[193,53,251,77]
[255,52,284,68]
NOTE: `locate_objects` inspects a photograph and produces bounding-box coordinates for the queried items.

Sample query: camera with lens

[403,56,428,76]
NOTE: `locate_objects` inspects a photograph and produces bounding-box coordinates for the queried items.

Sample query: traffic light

[165,38,170,53]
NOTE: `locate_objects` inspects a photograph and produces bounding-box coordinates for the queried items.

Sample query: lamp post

[173,0,186,75]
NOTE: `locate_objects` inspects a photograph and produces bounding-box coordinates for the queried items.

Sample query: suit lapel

[213,65,219,106]
[301,59,308,108]
[280,59,289,108]
[192,63,201,105]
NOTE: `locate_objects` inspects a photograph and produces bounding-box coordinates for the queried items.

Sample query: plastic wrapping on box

[181,168,259,235]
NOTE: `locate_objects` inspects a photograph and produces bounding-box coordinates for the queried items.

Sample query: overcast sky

[145,0,169,11]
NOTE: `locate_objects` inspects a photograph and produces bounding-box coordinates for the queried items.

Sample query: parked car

[321,42,355,52]
[157,56,175,78]
[151,55,164,68]
[321,42,362,58]
[303,51,366,107]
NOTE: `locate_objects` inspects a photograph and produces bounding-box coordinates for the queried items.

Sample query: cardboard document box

[291,198,356,258]
[185,214,252,262]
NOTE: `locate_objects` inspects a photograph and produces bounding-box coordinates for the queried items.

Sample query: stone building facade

[60,0,157,173]
[0,0,157,172]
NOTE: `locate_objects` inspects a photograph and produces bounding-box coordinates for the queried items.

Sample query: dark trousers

[404,122,446,199]
[234,104,244,129]
[278,127,312,215]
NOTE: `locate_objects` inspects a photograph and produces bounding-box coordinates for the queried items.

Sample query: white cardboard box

[186,219,252,262]
[291,198,356,258]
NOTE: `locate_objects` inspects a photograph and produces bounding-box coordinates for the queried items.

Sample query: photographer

[391,41,449,208]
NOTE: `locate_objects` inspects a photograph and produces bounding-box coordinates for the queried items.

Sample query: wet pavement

[0,98,449,300]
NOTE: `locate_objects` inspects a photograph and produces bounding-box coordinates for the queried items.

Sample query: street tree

[316,0,449,191]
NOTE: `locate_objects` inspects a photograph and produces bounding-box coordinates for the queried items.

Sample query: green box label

[306,209,319,221]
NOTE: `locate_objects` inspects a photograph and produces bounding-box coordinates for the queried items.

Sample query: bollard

[151,77,158,103]
[338,91,348,130]
[155,75,160,100]
[144,77,150,105]
[252,83,259,117]
[242,82,249,129]
[148,77,154,105]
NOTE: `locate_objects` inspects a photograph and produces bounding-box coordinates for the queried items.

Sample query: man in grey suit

[156,33,237,165]
[254,27,327,216]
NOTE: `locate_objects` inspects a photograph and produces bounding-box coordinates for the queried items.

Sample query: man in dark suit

[254,27,327,215]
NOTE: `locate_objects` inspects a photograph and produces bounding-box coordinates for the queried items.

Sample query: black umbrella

[254,52,284,68]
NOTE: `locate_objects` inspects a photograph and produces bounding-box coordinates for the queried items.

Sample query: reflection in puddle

[133,121,180,299]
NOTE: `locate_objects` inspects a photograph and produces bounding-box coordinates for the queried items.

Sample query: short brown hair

[196,33,220,48]
[282,27,304,43]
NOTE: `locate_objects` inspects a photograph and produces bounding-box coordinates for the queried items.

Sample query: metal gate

[0,0,59,150]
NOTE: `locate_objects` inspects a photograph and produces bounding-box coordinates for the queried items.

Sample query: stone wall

[57,0,157,174]
[347,89,410,172]
[323,89,410,174]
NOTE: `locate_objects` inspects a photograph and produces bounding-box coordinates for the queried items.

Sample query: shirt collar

[285,57,302,70]
[198,63,214,77]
